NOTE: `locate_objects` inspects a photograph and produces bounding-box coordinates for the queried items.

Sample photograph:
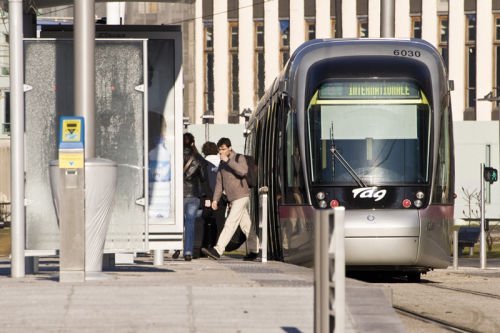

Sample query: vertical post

[74,0,95,158]
[153,250,164,266]
[259,187,268,263]
[333,207,346,332]
[9,0,25,278]
[453,228,458,270]
[314,210,329,333]
[334,0,342,38]
[380,0,395,38]
[480,163,487,269]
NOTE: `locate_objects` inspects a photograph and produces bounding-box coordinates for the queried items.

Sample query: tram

[245,39,454,281]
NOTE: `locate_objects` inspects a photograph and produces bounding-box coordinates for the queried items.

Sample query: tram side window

[432,104,454,204]
[285,111,306,204]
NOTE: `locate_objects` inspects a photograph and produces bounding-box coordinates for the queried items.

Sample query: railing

[315,207,345,333]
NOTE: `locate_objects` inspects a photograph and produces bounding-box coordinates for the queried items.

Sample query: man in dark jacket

[183,132,208,261]
[202,137,260,261]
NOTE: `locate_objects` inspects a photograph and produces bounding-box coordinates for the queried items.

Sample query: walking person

[202,137,260,261]
[183,133,208,261]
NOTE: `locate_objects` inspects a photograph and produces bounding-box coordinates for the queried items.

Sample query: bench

[457,226,480,256]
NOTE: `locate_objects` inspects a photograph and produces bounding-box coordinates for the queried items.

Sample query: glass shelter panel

[24,39,147,251]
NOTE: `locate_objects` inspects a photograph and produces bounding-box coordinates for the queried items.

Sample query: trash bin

[50,158,117,273]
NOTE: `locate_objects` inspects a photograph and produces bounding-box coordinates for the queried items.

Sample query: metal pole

[333,207,346,332]
[380,0,395,38]
[314,210,329,333]
[334,0,342,38]
[321,211,330,333]
[480,163,486,269]
[453,228,458,270]
[9,0,25,278]
[74,0,95,158]
[259,187,268,263]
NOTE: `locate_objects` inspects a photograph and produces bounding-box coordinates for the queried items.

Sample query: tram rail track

[422,283,500,300]
[394,305,481,333]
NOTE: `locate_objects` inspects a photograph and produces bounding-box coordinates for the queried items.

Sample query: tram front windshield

[307,79,430,186]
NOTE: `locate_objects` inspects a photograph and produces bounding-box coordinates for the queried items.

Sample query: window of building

[466,14,476,109]
[358,16,368,38]
[306,20,316,40]
[331,18,336,38]
[411,16,422,39]
[280,20,290,68]
[204,23,214,115]
[229,22,240,123]
[438,15,448,68]
[138,2,158,14]
[255,21,265,103]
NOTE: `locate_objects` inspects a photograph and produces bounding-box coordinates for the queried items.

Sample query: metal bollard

[314,207,346,333]
[332,207,346,332]
[259,187,268,263]
[453,228,458,270]
[153,250,164,266]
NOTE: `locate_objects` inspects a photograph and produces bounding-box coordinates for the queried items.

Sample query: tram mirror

[484,167,498,184]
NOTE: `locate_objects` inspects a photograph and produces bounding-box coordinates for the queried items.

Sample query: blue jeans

[183,197,200,256]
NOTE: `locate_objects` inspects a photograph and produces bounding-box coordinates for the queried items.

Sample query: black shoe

[184,254,192,261]
[201,247,220,260]
[243,252,259,261]
[172,250,180,259]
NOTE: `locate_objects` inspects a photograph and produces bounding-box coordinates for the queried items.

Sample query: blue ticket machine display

[58,116,85,169]
[52,116,86,282]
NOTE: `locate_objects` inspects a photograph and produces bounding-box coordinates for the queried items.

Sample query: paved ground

[0,254,404,333]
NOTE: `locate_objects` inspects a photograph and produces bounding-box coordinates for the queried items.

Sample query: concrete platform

[0,254,405,332]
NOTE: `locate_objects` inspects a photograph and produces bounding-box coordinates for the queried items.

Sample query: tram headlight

[318,200,327,208]
[330,199,339,208]
[413,199,423,208]
[316,192,326,200]
[416,191,425,199]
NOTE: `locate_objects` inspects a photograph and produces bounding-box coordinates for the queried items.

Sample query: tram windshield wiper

[330,146,367,187]
[329,123,366,187]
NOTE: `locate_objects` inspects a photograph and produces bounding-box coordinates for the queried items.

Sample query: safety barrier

[315,207,345,333]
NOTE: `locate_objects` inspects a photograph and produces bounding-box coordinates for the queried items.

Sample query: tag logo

[352,187,387,202]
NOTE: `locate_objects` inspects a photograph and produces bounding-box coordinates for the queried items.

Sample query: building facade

[0,0,499,219]
[1,0,499,129]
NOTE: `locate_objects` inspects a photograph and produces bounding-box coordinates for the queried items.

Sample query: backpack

[236,154,257,188]
[205,160,218,195]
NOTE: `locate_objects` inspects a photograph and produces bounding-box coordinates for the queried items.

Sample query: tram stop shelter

[3,0,188,279]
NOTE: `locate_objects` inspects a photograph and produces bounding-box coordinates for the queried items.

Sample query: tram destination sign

[319,80,420,100]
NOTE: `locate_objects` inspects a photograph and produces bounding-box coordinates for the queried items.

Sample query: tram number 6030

[393,49,421,57]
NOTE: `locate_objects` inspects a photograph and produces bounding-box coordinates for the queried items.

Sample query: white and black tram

[245,39,454,281]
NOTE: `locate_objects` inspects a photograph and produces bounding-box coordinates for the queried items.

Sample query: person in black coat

[182,132,208,261]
